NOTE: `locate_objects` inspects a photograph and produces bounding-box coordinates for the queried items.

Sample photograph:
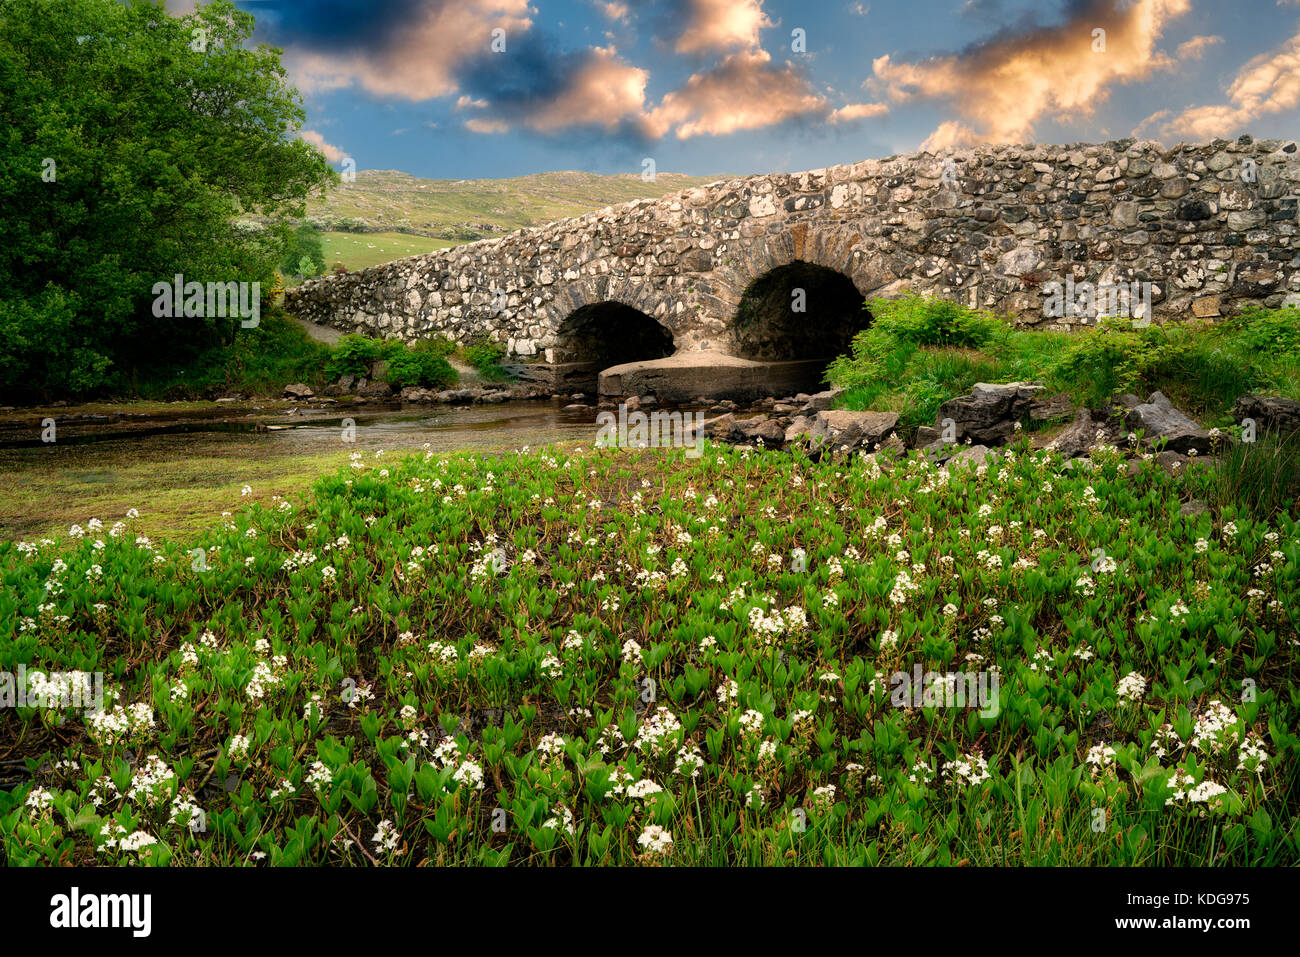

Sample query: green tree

[0,0,337,399]
[283,222,326,278]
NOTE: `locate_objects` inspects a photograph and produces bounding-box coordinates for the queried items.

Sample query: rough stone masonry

[285,135,1299,374]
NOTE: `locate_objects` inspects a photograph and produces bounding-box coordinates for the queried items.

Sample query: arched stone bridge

[286,136,1299,400]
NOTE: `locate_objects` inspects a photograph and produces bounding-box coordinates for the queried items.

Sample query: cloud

[520,47,651,133]
[1130,108,1172,139]
[265,0,534,101]
[1176,35,1222,60]
[597,1,631,22]
[455,33,653,135]
[298,129,347,163]
[673,0,774,54]
[870,0,1192,145]
[644,49,827,139]
[919,120,980,151]
[1160,29,1300,139]
[828,102,889,124]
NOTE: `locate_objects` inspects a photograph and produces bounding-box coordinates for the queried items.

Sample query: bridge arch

[730,261,872,362]
[552,300,675,366]
[713,227,883,365]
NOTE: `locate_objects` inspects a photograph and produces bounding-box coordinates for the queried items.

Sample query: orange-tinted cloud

[1161,29,1300,139]
[1176,35,1222,59]
[919,120,980,151]
[674,0,774,54]
[286,0,533,101]
[828,102,889,124]
[645,49,827,139]
[871,0,1191,146]
[299,129,347,163]
[523,47,651,133]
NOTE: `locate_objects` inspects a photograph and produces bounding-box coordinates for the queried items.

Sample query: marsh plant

[0,439,1296,866]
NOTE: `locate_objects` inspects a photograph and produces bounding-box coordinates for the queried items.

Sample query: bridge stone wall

[285,136,1300,363]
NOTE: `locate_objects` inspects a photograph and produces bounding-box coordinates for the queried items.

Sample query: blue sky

[176,0,1300,179]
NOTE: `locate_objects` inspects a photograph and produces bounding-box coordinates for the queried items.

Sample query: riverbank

[0,398,600,541]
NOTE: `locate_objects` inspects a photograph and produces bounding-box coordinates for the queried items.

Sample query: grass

[303,169,718,242]
[318,231,458,273]
[2,440,1296,866]
[0,434,357,543]
[829,296,1300,433]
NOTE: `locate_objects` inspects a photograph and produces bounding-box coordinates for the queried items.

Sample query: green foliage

[1,443,1296,865]
[384,351,457,390]
[462,340,512,381]
[411,336,456,359]
[872,293,1004,348]
[1233,305,1300,355]
[324,335,384,381]
[323,334,459,390]
[463,341,506,372]
[1213,429,1300,522]
[0,0,337,400]
[131,307,332,400]
[282,224,326,278]
[829,298,1299,430]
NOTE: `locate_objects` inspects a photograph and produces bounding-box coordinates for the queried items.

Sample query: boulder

[784,415,813,444]
[282,383,314,400]
[1028,393,1074,422]
[1042,408,1120,458]
[744,417,788,446]
[801,387,846,414]
[1125,391,1224,454]
[435,389,477,404]
[945,444,994,470]
[806,410,900,454]
[936,381,1044,446]
[1124,390,1200,436]
[1232,395,1300,436]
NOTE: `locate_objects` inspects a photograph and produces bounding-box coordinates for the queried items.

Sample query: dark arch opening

[730,261,870,363]
[554,301,675,367]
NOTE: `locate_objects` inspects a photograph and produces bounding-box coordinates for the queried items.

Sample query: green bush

[0,0,336,401]
[463,341,506,372]
[131,307,332,400]
[411,336,456,358]
[1232,305,1300,356]
[872,293,1003,348]
[325,335,384,380]
[385,351,457,390]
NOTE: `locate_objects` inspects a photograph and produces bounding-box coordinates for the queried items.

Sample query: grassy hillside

[320,231,459,271]
[304,169,718,243]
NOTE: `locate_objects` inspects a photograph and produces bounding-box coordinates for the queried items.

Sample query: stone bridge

[285,136,1299,400]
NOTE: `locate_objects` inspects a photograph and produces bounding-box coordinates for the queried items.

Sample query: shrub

[385,351,457,390]
[1232,305,1300,356]
[463,340,506,372]
[325,335,384,380]
[411,336,456,359]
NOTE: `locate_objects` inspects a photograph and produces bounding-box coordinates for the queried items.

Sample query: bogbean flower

[637,825,673,858]
[943,753,991,787]
[1116,671,1147,704]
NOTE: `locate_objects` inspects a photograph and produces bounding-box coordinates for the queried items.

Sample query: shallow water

[264,399,605,454]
